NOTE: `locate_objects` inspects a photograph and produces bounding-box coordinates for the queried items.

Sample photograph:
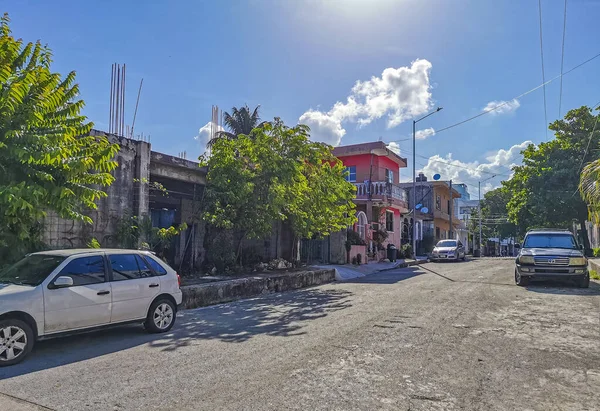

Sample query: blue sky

[6,0,600,197]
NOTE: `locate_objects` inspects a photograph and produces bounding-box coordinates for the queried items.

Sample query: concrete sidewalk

[318,257,428,281]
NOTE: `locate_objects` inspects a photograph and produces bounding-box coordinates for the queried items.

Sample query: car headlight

[519,255,534,264]
[569,257,587,266]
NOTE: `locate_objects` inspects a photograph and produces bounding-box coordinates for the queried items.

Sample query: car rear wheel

[0,319,34,367]
[578,273,590,288]
[145,298,177,333]
[515,269,530,286]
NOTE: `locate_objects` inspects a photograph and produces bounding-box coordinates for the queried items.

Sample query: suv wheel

[145,298,177,333]
[0,319,34,367]
[515,269,530,286]
[578,273,590,289]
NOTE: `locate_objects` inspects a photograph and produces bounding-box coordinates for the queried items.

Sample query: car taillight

[176,273,181,288]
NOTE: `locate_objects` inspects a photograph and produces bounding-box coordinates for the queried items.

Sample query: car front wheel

[515,269,530,286]
[0,319,34,367]
[145,298,177,333]
[578,273,590,288]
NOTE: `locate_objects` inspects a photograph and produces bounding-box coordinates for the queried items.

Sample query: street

[1,258,599,411]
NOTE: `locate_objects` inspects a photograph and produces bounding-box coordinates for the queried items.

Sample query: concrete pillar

[134,140,151,217]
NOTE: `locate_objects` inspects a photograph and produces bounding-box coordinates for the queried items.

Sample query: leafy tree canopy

[503,106,600,248]
[201,118,356,257]
[0,14,119,257]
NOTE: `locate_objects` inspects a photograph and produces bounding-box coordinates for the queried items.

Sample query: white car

[431,240,467,262]
[0,249,183,366]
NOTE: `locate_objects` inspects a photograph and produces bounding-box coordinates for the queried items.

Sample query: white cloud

[419,140,533,197]
[415,127,435,140]
[194,121,224,153]
[300,59,434,145]
[387,142,401,155]
[299,110,346,146]
[483,99,520,115]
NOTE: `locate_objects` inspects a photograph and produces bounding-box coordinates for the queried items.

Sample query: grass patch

[590,270,600,280]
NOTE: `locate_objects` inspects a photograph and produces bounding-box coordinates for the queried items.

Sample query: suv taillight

[176,273,181,288]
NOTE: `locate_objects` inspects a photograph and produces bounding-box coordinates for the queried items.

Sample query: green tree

[480,187,520,241]
[504,106,600,250]
[201,118,356,264]
[207,104,266,148]
[0,14,119,261]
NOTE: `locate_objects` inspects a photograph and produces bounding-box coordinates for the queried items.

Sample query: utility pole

[449,179,453,239]
[478,181,482,255]
[411,107,443,257]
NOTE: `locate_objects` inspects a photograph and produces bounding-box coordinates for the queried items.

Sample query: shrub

[401,243,413,259]
[205,230,236,273]
[346,229,365,245]
[593,248,600,258]
[356,253,362,264]
[351,256,358,265]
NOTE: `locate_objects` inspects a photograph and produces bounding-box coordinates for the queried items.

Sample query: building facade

[399,173,462,252]
[332,142,409,259]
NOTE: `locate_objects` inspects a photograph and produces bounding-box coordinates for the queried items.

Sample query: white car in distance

[0,249,182,366]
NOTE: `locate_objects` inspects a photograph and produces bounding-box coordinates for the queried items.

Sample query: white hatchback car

[0,249,183,366]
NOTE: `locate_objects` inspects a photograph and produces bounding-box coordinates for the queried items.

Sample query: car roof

[31,248,153,257]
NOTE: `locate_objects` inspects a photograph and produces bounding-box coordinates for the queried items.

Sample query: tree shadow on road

[346,267,423,284]
[0,288,352,380]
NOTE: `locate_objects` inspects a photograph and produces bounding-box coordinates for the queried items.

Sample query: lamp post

[412,107,443,257]
[478,174,496,256]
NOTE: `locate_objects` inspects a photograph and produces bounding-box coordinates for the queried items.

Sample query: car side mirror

[51,276,73,289]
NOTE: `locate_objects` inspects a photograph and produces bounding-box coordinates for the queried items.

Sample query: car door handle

[97,290,110,296]
[149,283,159,288]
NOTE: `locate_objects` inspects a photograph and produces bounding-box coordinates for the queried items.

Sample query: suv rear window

[523,234,577,249]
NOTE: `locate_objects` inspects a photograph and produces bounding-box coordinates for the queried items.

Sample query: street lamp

[478,174,496,256]
[412,107,443,257]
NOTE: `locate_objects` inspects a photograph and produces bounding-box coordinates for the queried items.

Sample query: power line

[538,0,548,139]
[389,143,513,177]
[434,51,600,134]
[558,0,568,118]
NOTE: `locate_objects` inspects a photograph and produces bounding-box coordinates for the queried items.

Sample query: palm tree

[580,159,600,222]
[207,104,267,148]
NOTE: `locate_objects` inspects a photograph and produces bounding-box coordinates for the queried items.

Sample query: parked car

[515,229,589,288]
[0,249,183,366]
[431,240,466,262]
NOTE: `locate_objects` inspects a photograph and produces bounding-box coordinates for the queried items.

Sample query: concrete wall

[181,269,336,309]
[44,132,147,248]
[42,131,206,269]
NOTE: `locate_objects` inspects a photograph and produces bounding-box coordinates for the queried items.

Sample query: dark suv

[515,229,589,288]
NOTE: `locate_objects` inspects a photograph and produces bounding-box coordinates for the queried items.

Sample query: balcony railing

[353,181,408,203]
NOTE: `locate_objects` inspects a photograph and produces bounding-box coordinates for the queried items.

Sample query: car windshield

[0,254,65,286]
[436,240,457,248]
[523,234,578,249]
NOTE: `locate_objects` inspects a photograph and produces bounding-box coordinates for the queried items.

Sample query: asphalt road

[1,258,599,411]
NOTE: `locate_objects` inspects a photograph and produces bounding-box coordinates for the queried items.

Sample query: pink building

[332,142,409,261]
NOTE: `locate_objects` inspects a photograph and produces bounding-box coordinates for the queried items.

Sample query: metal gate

[300,237,330,264]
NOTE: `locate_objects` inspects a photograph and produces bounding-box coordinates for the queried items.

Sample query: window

[447,199,451,214]
[435,227,441,239]
[357,211,367,241]
[57,256,105,286]
[523,234,577,249]
[435,195,441,210]
[386,211,394,232]
[110,254,154,281]
[437,240,457,247]
[344,166,356,182]
[385,168,394,184]
[0,255,65,287]
[145,255,168,275]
